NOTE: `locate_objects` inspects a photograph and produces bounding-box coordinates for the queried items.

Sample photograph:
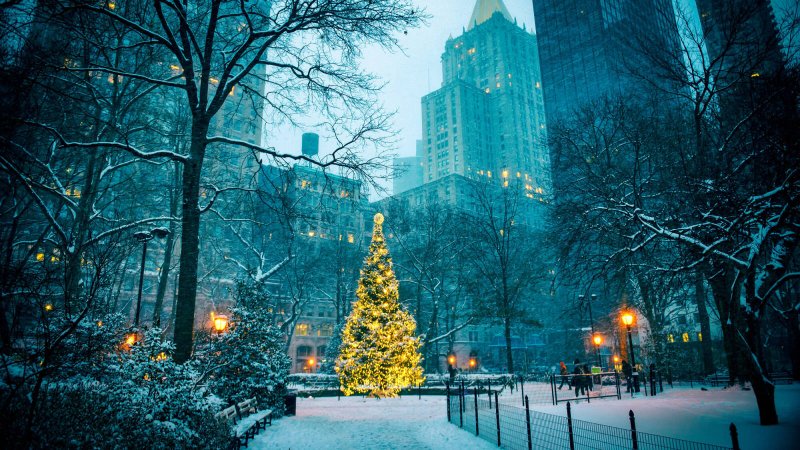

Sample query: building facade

[421,0,551,199]
[532,0,682,122]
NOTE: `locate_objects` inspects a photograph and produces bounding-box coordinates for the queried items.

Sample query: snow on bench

[216,397,272,449]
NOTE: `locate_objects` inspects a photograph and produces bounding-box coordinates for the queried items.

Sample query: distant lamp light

[613,355,620,363]
[593,334,603,346]
[448,354,456,366]
[213,315,229,333]
[308,358,315,366]
[44,304,54,312]
[621,312,635,327]
[124,333,137,347]
[469,358,477,369]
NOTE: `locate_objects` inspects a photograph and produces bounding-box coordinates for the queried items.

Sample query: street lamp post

[622,312,640,392]
[133,228,169,327]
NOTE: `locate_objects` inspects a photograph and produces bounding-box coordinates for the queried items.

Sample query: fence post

[551,374,558,405]
[615,371,621,400]
[459,383,464,428]
[488,387,493,409]
[629,410,639,450]
[461,380,466,412]
[521,375,526,406]
[446,382,451,422]
[730,423,740,450]
[643,375,648,396]
[566,402,575,450]
[495,391,501,446]
[474,388,479,436]
[525,395,532,450]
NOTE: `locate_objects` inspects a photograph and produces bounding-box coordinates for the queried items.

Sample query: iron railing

[446,384,739,450]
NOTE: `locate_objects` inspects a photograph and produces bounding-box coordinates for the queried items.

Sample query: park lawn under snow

[252,385,800,449]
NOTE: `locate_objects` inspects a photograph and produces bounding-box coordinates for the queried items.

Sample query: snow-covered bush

[1,322,230,449]
[203,280,291,410]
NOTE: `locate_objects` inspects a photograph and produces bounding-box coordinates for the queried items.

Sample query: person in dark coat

[649,363,657,396]
[583,364,594,392]
[622,360,633,392]
[573,359,585,397]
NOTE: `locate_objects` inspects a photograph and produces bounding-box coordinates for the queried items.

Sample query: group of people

[557,359,595,397]
[557,358,648,396]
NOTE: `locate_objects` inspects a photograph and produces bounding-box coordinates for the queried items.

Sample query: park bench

[216,397,273,449]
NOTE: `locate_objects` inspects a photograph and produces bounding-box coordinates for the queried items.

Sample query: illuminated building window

[308,231,315,237]
[467,47,476,55]
[347,233,355,244]
[697,332,703,342]
[484,88,490,94]
[535,81,541,88]
[295,323,310,336]
[36,253,45,262]
[682,332,690,343]
[667,334,675,343]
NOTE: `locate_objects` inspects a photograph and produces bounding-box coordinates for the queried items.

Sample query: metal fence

[446,384,739,450]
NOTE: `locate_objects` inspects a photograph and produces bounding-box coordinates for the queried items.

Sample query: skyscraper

[532,0,682,122]
[420,0,550,198]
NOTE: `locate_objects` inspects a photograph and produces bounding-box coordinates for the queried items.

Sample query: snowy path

[249,395,494,450]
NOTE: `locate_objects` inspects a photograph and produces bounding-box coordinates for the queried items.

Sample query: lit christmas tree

[336,212,424,397]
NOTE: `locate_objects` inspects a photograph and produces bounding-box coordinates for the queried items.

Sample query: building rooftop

[467,0,512,30]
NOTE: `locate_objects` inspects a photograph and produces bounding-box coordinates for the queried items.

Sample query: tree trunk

[152,163,180,327]
[707,265,744,384]
[173,121,207,363]
[743,270,779,425]
[504,316,514,373]
[695,271,715,375]
[789,308,800,380]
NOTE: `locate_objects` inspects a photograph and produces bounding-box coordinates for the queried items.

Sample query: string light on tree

[335,213,424,398]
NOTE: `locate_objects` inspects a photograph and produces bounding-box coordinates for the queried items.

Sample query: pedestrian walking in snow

[573,359,586,397]
[622,359,633,392]
[558,361,570,389]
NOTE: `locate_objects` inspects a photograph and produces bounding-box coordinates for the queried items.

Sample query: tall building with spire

[419,0,550,200]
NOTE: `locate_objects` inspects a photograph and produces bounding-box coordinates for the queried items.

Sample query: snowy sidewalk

[527,384,800,449]
[249,395,494,450]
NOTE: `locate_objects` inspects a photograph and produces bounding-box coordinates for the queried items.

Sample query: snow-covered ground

[249,395,496,449]
[251,385,800,449]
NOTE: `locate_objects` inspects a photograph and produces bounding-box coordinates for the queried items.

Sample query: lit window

[347,233,355,243]
[296,324,310,336]
[308,231,315,237]
[667,334,675,343]
[535,81,541,88]
[107,1,116,10]
[697,332,703,342]
[682,332,690,343]
[36,253,45,262]
[484,88,490,94]
[487,170,492,178]
[467,47,476,55]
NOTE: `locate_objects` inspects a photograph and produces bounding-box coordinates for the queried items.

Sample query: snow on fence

[446,384,739,450]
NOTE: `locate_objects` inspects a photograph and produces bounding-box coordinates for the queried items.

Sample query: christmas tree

[336,212,424,397]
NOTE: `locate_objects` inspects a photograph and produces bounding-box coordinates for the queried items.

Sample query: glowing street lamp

[213,314,229,334]
[469,358,477,371]
[621,311,640,392]
[592,334,603,367]
[448,354,456,366]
